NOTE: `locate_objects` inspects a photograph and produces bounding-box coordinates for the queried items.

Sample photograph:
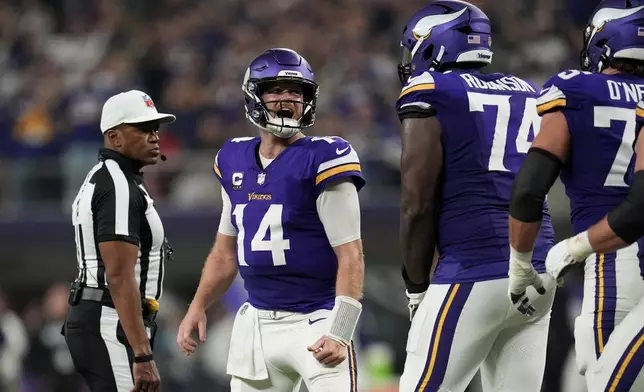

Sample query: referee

[63,90,175,392]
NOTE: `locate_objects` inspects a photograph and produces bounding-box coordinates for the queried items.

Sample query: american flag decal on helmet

[468,35,481,44]
[143,94,155,108]
[639,27,644,37]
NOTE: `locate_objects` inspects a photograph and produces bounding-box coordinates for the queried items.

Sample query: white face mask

[263,113,302,138]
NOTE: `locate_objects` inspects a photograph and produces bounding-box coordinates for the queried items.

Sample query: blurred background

[0,0,602,391]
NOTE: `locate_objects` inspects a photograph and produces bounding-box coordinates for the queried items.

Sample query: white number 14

[232,204,291,266]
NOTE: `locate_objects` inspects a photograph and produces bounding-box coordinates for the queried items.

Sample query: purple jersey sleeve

[311,136,365,195]
[536,70,591,116]
[637,101,644,135]
[396,71,441,121]
[212,137,257,193]
[213,149,223,181]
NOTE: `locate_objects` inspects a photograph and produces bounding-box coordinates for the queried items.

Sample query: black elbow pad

[607,171,644,244]
[509,148,562,223]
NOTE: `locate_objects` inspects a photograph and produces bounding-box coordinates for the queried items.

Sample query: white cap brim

[101,113,176,133]
[124,112,177,126]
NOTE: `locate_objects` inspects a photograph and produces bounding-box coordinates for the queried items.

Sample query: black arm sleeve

[397,106,438,122]
[92,171,143,245]
[607,171,644,244]
[509,147,562,223]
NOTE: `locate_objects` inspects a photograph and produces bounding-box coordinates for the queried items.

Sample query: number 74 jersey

[213,136,365,313]
[537,70,642,234]
[396,70,554,283]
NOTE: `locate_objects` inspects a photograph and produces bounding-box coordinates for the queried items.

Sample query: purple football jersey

[636,100,644,279]
[396,70,555,284]
[214,136,365,312]
[537,70,643,235]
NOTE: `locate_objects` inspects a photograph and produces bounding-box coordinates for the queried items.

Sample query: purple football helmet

[242,48,318,138]
[581,0,644,72]
[398,0,493,85]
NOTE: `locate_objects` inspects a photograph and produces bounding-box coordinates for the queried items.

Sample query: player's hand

[406,290,426,322]
[176,305,207,356]
[545,237,589,282]
[508,255,545,316]
[131,360,161,392]
[307,335,347,367]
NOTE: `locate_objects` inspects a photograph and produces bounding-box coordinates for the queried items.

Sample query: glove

[546,231,593,282]
[406,290,426,322]
[508,247,545,316]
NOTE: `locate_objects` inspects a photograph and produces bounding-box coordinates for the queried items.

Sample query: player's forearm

[587,218,629,254]
[587,170,644,253]
[399,117,442,290]
[400,201,436,286]
[334,240,364,300]
[508,217,542,252]
[107,273,151,356]
[191,243,238,311]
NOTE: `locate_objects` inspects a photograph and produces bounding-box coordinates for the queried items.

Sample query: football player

[397,1,556,391]
[508,0,644,383]
[176,48,365,392]
[544,100,644,391]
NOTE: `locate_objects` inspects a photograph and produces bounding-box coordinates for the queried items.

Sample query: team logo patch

[142,94,155,108]
[232,172,244,190]
[257,172,266,185]
[240,304,249,315]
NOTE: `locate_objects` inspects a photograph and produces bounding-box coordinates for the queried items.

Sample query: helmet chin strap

[597,45,612,72]
[429,45,446,71]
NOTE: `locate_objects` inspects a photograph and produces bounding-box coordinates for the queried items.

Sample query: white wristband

[326,296,362,346]
[569,230,593,261]
[510,246,534,267]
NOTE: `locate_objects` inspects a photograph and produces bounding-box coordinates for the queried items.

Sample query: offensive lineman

[508,0,644,382]
[397,2,555,391]
[176,48,364,392]
[545,100,644,391]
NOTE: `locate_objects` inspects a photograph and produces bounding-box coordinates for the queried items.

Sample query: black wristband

[134,354,154,363]
[402,267,430,293]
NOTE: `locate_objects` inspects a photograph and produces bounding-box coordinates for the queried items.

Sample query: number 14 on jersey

[232,204,290,266]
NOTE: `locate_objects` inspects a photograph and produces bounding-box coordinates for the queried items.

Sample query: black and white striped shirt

[71,148,166,301]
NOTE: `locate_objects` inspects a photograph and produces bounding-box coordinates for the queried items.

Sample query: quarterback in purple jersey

[175,48,364,392]
[509,0,644,385]
[397,1,555,391]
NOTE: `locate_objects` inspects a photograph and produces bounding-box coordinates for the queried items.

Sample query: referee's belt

[80,286,159,323]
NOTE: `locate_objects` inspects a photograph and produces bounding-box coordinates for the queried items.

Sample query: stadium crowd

[0,0,602,391]
[0,0,594,214]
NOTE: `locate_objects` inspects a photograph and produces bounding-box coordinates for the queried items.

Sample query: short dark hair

[610,58,644,78]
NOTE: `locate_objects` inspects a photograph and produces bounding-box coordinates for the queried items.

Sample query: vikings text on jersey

[213,136,365,313]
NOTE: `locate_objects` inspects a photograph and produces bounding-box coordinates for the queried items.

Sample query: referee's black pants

[63,300,156,392]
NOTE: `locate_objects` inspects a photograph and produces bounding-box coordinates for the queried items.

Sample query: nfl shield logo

[142,94,155,108]
[257,173,266,185]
